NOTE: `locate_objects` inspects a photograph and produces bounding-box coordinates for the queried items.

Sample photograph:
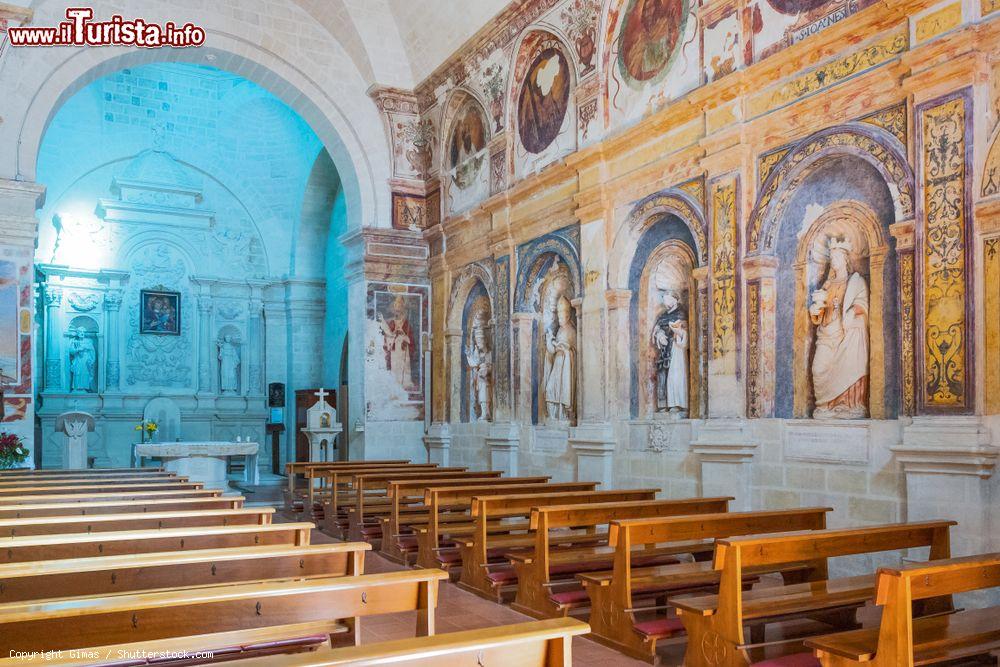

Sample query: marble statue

[809,237,870,419]
[68,329,96,393]
[465,307,493,421]
[652,290,688,413]
[218,335,241,395]
[543,295,576,424]
[378,296,415,391]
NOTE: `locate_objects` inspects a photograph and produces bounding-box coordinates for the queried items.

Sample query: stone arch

[747,123,915,255]
[439,88,492,217]
[610,188,707,289]
[0,0,390,235]
[514,233,582,313]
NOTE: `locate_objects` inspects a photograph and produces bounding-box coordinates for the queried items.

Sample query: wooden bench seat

[671,521,955,667]
[284,460,413,511]
[0,507,274,537]
[0,568,450,653]
[0,480,203,497]
[455,489,659,601]
[0,542,369,603]
[506,498,733,619]
[806,552,1000,666]
[0,467,165,477]
[227,617,592,666]
[0,474,189,489]
[0,488,223,505]
[0,521,314,562]
[299,464,446,516]
[0,495,245,519]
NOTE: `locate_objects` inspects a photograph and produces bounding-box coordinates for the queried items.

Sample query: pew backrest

[0,496,245,519]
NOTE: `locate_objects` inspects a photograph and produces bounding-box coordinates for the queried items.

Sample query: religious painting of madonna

[140,289,181,336]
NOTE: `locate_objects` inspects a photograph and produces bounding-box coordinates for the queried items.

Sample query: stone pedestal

[303,426,342,462]
[691,420,757,510]
[55,411,95,469]
[569,422,616,487]
[423,422,451,465]
[893,416,997,555]
[486,422,520,475]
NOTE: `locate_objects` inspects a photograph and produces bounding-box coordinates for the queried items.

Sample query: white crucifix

[314,388,329,403]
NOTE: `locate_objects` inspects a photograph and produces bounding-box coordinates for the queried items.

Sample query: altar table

[133,441,260,491]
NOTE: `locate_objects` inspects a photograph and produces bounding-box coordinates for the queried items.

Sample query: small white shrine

[301,388,342,462]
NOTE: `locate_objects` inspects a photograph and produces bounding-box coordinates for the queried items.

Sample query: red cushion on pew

[751,654,820,667]
[397,535,418,548]
[436,549,461,565]
[486,568,517,584]
[549,589,590,606]
[359,526,382,538]
[632,617,685,639]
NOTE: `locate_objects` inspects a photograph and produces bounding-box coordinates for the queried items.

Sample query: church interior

[0,0,999,664]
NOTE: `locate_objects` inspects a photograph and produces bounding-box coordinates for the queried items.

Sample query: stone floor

[259,489,677,666]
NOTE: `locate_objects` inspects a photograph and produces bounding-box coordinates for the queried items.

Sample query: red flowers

[0,432,29,469]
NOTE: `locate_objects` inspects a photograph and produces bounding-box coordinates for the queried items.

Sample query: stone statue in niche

[652,287,688,414]
[218,335,241,395]
[809,237,869,419]
[465,302,493,422]
[544,295,577,424]
[68,328,96,393]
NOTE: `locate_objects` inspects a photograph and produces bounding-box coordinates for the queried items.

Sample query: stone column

[247,289,264,396]
[511,312,535,423]
[445,327,463,422]
[742,256,778,417]
[691,420,758,511]
[423,422,451,465]
[103,289,123,391]
[893,417,997,556]
[196,291,214,397]
[43,285,63,391]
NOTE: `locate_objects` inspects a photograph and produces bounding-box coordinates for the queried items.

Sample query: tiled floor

[272,506,676,666]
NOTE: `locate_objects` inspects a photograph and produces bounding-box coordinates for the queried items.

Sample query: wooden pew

[456,488,660,601]
[806,552,1000,667]
[300,464,445,517]
[377,476,552,562]
[229,617,592,666]
[0,521,314,563]
[580,507,831,662]
[672,521,956,667]
[0,506,275,537]
[413,482,600,570]
[509,497,734,620]
[342,470,505,542]
[285,460,411,510]
[0,474,189,489]
[0,467,165,476]
[0,487,223,505]
[0,542,370,603]
[0,494,245,519]
[0,480,204,498]
[0,471,176,482]
[0,569,450,653]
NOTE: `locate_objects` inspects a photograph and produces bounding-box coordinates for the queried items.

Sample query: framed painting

[140,289,181,336]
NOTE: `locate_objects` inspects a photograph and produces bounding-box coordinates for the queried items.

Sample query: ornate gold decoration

[749,31,908,117]
[900,251,916,415]
[920,94,969,409]
[711,179,738,361]
[915,3,962,43]
[984,133,1000,197]
[859,102,908,146]
[985,0,1000,16]
[628,191,708,263]
[758,147,790,186]
[746,281,762,418]
[678,176,706,209]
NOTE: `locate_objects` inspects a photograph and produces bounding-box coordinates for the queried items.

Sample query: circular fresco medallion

[765,0,832,14]
[617,0,689,85]
[517,47,571,155]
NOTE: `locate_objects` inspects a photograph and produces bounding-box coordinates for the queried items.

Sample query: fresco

[445,98,491,215]
[366,283,429,421]
[749,0,878,60]
[517,47,571,154]
[0,261,17,384]
[617,0,689,85]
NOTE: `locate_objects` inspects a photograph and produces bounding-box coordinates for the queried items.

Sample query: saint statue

[652,290,688,413]
[543,295,576,424]
[465,308,493,422]
[68,329,96,393]
[809,237,870,419]
[378,296,415,391]
[218,335,241,395]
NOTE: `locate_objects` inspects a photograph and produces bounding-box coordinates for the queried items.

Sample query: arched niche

[768,157,899,420]
[626,218,700,418]
[440,90,492,217]
[508,29,578,179]
[66,315,100,394]
[216,324,244,396]
[513,244,582,427]
[446,261,497,423]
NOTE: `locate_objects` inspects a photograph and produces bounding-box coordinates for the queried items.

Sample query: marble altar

[134,441,260,491]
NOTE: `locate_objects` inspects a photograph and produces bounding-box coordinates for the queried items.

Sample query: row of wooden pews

[0,461,587,666]
[328,461,1000,666]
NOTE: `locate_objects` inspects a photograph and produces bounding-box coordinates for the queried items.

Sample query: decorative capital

[103,290,123,310]
[44,285,63,307]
